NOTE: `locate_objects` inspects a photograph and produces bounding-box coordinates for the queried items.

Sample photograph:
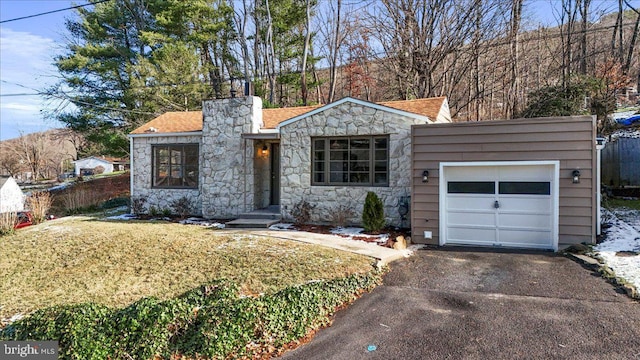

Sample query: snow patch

[179,217,225,229]
[594,209,640,290]
[106,213,138,220]
[269,223,294,230]
[330,226,365,235]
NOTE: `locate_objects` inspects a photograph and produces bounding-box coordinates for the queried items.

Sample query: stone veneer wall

[279,101,428,227]
[130,135,202,214]
[200,96,261,218]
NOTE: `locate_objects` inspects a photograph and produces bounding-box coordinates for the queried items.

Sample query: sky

[0,0,638,141]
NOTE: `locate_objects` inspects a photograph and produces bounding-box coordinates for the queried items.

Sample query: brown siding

[411,116,596,249]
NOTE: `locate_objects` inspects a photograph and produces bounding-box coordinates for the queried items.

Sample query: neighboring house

[129,96,601,251]
[0,176,25,213]
[73,156,129,176]
[129,96,451,226]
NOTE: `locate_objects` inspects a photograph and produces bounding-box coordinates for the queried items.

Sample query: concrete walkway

[224,229,409,266]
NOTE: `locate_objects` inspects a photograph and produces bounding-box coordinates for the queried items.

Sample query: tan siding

[411,116,596,248]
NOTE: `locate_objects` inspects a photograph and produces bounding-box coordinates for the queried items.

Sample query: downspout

[596,138,605,236]
[129,136,134,215]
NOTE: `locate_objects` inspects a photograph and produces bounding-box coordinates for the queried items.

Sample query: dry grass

[0,217,374,319]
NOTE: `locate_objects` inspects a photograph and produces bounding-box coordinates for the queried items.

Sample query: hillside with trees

[45,0,639,155]
[0,130,80,182]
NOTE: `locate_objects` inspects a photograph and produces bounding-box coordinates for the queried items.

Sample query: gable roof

[262,105,322,129]
[129,96,449,135]
[378,97,448,123]
[130,111,202,135]
[74,156,129,164]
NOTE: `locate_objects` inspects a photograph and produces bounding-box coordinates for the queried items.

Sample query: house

[0,176,25,213]
[73,156,129,177]
[129,96,601,251]
[129,96,450,226]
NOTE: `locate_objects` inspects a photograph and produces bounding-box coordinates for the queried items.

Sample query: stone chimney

[200,96,262,218]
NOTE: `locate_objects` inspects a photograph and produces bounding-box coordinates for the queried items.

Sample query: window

[499,182,550,195]
[447,181,495,194]
[312,136,388,186]
[152,144,199,188]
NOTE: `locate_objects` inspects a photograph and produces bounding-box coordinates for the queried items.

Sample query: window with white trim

[312,136,389,186]
[152,144,199,188]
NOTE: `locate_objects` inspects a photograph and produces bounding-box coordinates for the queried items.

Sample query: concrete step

[236,212,282,220]
[225,218,281,229]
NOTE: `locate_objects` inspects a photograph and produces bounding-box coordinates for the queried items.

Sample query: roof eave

[276,97,431,130]
[128,131,203,138]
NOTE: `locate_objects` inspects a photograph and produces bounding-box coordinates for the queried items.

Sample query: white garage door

[441,162,558,250]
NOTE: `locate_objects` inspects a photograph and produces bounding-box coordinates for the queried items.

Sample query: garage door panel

[448,211,495,226]
[498,230,553,248]
[498,213,551,229]
[497,197,551,212]
[448,227,496,243]
[447,195,495,211]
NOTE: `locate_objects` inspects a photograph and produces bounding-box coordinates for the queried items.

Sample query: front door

[270,143,280,205]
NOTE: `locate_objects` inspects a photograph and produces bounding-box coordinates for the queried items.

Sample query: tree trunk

[300,0,312,105]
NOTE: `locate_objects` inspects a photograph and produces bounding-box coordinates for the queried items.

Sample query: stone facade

[200,97,262,218]
[130,135,202,214]
[278,101,428,227]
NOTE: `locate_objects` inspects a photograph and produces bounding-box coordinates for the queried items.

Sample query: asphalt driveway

[279,248,640,359]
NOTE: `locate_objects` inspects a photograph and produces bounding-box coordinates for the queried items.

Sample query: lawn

[605,197,640,211]
[0,216,374,320]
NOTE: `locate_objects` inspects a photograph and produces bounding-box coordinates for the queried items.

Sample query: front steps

[225,206,282,229]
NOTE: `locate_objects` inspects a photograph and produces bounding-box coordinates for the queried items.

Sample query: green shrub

[100,197,129,209]
[362,192,385,233]
[0,273,383,359]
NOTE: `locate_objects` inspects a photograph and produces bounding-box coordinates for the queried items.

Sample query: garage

[411,115,598,250]
[440,162,559,250]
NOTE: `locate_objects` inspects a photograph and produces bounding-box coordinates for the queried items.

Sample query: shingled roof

[130,97,447,135]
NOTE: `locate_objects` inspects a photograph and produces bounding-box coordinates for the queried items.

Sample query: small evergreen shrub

[362,192,385,233]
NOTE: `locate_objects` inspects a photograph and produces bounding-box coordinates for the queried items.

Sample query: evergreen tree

[362,192,385,233]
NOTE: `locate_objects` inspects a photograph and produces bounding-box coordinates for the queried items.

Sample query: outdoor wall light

[261,145,269,156]
[572,169,581,184]
[422,170,429,183]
